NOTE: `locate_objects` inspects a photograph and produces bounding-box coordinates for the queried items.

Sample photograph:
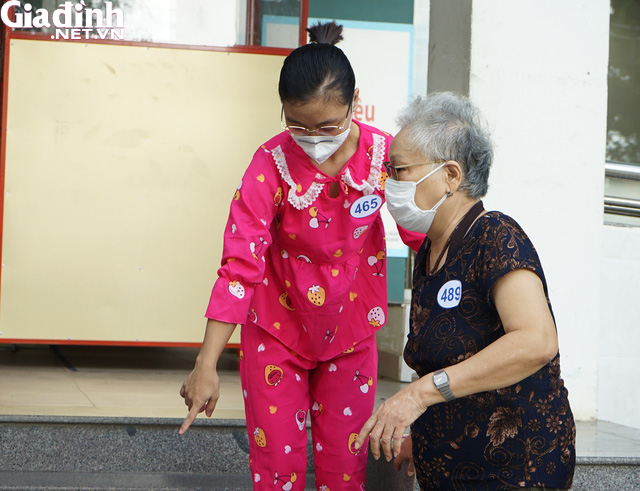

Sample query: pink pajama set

[205,121,423,490]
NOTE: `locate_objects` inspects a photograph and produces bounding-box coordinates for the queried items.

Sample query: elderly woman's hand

[354,381,428,462]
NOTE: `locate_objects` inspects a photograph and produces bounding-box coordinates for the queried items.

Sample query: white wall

[467,0,610,421]
[599,225,640,429]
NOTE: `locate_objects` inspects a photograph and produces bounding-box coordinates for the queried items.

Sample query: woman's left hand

[354,381,427,461]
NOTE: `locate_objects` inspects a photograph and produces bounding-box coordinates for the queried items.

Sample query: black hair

[278,21,355,105]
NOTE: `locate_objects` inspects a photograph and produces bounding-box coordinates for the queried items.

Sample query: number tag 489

[437,280,462,309]
[350,195,382,219]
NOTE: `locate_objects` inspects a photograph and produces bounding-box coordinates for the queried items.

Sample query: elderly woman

[355,92,575,490]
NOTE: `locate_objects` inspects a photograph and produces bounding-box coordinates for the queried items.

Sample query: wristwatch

[433,369,456,402]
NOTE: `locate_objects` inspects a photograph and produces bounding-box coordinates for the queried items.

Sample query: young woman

[179,22,422,490]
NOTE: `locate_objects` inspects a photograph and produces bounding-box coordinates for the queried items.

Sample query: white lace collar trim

[341,133,384,196]
[271,133,385,210]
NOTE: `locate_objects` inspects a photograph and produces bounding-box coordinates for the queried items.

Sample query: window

[605,0,640,225]
[9,0,303,49]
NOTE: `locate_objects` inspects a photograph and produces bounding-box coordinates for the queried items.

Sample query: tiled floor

[1,344,640,459]
[0,344,407,421]
[0,344,243,419]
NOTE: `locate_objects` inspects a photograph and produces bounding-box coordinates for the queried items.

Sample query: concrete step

[2,416,639,490]
[0,471,255,490]
[0,415,414,490]
[573,457,640,490]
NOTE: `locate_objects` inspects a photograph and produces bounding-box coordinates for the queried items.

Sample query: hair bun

[307,21,344,46]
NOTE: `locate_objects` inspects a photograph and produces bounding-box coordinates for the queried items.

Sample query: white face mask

[384,163,449,234]
[291,122,351,164]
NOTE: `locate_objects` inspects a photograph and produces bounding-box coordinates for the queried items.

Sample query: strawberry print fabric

[205,121,423,361]
[240,320,377,490]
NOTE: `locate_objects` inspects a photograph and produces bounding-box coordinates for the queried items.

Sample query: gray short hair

[397,92,493,199]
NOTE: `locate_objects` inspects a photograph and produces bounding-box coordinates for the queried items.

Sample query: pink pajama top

[206,121,423,361]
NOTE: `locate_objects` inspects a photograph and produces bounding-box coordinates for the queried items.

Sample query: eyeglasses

[383,160,446,181]
[281,103,352,137]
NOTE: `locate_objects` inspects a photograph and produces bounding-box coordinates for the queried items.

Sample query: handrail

[605,161,640,181]
[605,196,640,218]
[604,161,640,218]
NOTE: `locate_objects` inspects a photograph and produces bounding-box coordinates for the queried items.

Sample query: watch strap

[433,369,456,402]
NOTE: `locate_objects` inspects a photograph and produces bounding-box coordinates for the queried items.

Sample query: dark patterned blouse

[404,211,575,490]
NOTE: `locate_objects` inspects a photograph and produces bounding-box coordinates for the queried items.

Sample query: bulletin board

[0,38,285,345]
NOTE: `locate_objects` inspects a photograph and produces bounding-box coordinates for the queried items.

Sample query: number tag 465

[350,195,382,219]
[437,280,462,309]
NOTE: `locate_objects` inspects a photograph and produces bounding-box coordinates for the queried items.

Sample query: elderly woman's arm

[354,268,559,462]
[446,268,558,395]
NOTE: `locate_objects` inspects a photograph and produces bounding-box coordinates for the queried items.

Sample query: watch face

[434,372,447,385]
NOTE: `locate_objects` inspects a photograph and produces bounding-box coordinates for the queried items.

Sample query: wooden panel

[1,39,284,344]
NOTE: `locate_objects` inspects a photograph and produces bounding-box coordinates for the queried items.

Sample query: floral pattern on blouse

[405,212,575,490]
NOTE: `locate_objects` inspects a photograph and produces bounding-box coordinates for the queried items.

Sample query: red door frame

[0,0,309,347]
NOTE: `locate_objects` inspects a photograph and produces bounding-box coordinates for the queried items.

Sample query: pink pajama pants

[240,321,378,491]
